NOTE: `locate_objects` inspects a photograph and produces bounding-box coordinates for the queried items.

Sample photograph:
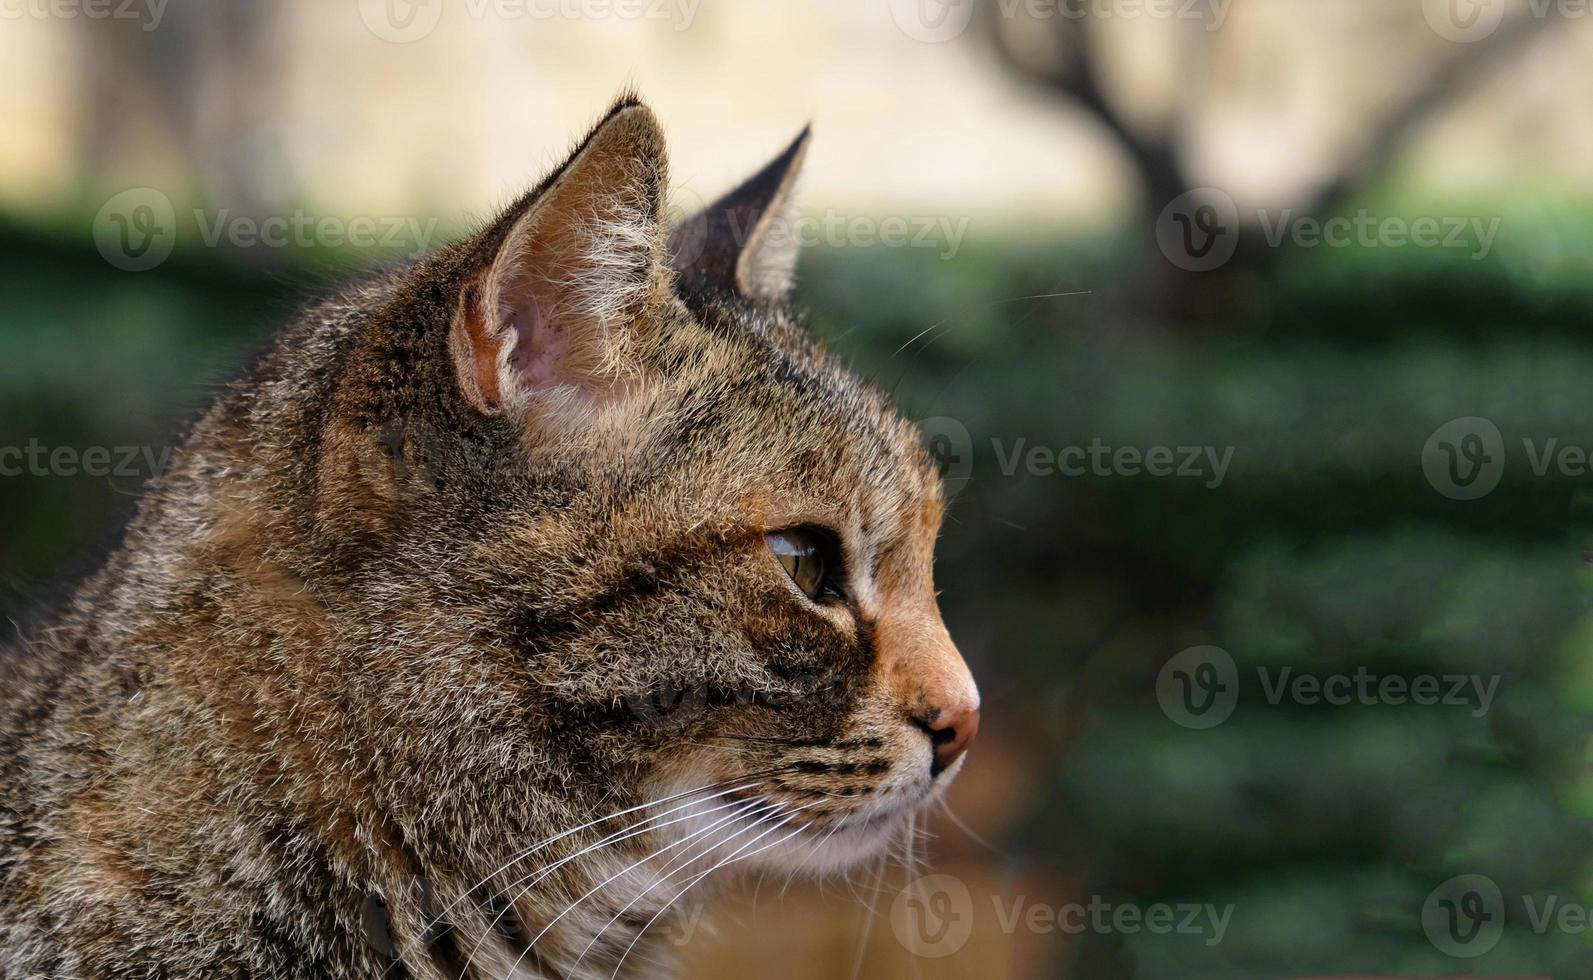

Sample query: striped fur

[0,97,975,979]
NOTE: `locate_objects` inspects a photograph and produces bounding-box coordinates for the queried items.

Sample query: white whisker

[934,796,1002,855]
[564,798,792,976]
[606,809,817,979]
[418,778,757,942]
[848,853,889,980]
[780,813,846,899]
[493,797,780,979]
[466,794,771,977]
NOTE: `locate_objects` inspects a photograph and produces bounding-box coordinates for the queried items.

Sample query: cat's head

[315,97,978,879]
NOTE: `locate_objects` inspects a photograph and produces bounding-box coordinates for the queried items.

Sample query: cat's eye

[767,527,846,603]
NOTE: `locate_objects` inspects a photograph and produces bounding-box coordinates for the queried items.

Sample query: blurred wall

[4,0,1593,237]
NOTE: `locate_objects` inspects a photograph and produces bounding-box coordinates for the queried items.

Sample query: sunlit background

[3,1,1592,977]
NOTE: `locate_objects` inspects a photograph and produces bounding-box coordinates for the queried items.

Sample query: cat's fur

[0,96,979,979]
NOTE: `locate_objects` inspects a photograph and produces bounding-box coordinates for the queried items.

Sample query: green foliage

[807,221,1593,977]
[2,207,1589,977]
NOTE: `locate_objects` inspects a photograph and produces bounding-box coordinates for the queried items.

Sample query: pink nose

[918,703,980,776]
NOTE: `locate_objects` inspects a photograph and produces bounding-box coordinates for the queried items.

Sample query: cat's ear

[451,99,668,415]
[669,126,809,302]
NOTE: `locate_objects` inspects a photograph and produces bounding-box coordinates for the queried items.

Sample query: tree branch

[1305,7,1569,216]
[986,5,1189,212]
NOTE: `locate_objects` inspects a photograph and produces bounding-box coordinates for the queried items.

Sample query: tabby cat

[0,96,980,979]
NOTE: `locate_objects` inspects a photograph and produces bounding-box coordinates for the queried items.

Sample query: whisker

[493,797,781,979]
[901,813,926,980]
[934,796,1002,855]
[848,853,889,980]
[467,794,773,976]
[778,811,849,899]
[417,777,755,942]
[607,812,816,979]
[884,291,1090,362]
[418,765,803,974]
[564,798,791,975]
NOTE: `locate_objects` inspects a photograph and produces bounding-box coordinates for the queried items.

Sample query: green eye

[768,528,843,602]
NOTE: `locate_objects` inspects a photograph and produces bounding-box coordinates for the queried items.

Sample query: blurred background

[3,0,1592,976]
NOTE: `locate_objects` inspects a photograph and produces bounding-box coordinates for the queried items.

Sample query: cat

[0,95,980,979]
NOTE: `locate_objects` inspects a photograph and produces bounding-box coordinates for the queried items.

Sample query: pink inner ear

[504,301,564,390]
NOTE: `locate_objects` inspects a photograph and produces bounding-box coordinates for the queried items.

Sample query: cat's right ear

[669,126,810,302]
[450,99,669,416]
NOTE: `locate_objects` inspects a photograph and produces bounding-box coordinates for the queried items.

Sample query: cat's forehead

[653,291,943,545]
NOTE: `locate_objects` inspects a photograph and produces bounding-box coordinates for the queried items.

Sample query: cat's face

[504,289,977,874]
[581,289,976,875]
[326,100,977,886]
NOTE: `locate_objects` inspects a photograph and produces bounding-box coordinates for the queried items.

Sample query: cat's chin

[744,793,934,878]
[767,762,968,876]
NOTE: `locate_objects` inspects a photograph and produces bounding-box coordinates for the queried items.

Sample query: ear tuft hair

[450,100,669,415]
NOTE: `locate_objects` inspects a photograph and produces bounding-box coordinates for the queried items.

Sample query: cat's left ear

[669,126,810,302]
[451,99,668,416]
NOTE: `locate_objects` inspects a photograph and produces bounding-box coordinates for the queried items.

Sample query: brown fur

[0,96,978,979]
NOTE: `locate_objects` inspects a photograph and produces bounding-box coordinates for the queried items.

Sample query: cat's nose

[875,591,980,777]
[915,700,980,777]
